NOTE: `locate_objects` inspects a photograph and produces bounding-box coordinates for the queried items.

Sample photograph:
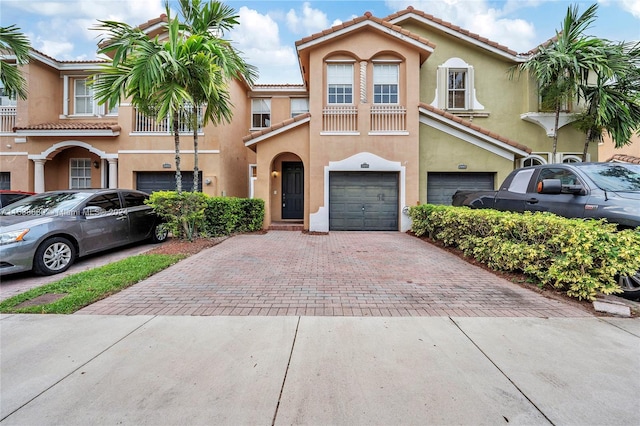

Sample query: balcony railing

[322,105,358,133]
[0,106,16,133]
[370,105,406,133]
[133,105,203,134]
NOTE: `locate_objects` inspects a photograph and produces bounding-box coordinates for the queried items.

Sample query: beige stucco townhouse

[1,7,596,232]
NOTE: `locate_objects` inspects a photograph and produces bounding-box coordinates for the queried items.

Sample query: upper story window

[74,79,94,115]
[291,98,309,118]
[373,64,399,104]
[433,57,484,111]
[252,98,271,129]
[448,70,466,109]
[327,63,353,104]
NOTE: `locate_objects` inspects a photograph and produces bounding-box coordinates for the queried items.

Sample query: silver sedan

[0,189,167,276]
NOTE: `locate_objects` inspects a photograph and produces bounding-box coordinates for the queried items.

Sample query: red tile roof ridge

[14,122,121,131]
[607,154,640,164]
[295,11,435,50]
[419,103,531,153]
[242,113,310,143]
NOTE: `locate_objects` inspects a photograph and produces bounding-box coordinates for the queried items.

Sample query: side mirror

[537,179,562,194]
[537,179,586,195]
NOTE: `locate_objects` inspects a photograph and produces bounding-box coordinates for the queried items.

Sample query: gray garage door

[329,171,398,231]
[137,171,202,194]
[427,172,495,205]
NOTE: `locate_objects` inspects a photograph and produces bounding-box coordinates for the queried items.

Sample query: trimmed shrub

[409,204,640,301]
[147,191,208,241]
[203,196,264,236]
[147,192,265,240]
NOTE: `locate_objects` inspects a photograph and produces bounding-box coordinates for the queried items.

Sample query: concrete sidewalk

[1,314,638,425]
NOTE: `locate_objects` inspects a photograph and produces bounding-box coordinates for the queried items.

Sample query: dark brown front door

[282,162,303,219]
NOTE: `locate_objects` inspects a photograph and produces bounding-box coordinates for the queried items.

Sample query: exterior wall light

[93,161,100,169]
[271,170,279,178]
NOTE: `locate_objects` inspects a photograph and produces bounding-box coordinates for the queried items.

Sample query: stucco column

[107,158,118,189]
[360,61,367,103]
[33,159,46,193]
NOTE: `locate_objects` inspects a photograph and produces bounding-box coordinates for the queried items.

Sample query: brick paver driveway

[78,231,589,317]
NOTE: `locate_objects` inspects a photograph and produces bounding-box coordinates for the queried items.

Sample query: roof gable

[386,6,527,62]
[295,11,435,87]
[419,103,531,159]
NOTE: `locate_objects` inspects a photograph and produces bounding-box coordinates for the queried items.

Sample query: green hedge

[147,191,264,240]
[204,196,265,236]
[409,204,640,301]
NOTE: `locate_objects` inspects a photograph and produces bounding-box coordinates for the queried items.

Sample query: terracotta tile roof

[419,103,532,154]
[136,14,168,32]
[385,6,520,56]
[242,113,311,144]
[295,11,436,51]
[607,154,640,164]
[14,122,121,132]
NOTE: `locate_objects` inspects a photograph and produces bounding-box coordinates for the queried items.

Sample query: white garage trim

[310,152,409,232]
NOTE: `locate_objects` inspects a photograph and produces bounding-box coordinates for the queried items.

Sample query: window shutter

[466,66,475,110]
[437,66,448,109]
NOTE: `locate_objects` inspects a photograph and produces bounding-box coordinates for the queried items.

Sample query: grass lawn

[0,253,184,314]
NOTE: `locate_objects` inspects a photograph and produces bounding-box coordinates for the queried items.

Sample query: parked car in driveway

[0,189,167,276]
[0,190,35,208]
[452,162,640,300]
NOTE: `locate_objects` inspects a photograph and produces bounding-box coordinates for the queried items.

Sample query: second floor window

[74,79,94,115]
[252,99,271,128]
[448,70,466,109]
[327,63,353,104]
[291,98,309,117]
[373,64,399,104]
[70,158,92,189]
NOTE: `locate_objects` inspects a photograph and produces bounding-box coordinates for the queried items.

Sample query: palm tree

[0,25,31,100]
[511,4,608,159]
[92,0,256,193]
[574,41,640,160]
[175,0,257,191]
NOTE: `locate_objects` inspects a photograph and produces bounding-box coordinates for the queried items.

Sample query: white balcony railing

[322,105,358,133]
[0,106,17,133]
[370,105,406,133]
[133,105,203,134]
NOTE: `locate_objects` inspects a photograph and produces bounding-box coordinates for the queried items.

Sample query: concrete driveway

[78,231,589,317]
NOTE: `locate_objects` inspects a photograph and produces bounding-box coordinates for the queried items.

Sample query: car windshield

[0,192,93,216]
[580,164,640,192]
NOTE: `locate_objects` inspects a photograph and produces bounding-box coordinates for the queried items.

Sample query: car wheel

[150,224,168,244]
[33,237,76,275]
[617,270,640,301]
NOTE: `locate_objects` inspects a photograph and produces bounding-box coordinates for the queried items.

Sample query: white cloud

[384,0,538,52]
[231,7,301,84]
[286,2,331,35]
[620,0,640,18]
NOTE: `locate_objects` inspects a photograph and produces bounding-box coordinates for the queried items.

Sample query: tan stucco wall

[599,134,640,160]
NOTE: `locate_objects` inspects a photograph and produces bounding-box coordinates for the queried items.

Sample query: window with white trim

[448,70,466,109]
[291,98,309,117]
[373,64,399,104]
[327,63,353,104]
[74,79,94,115]
[433,58,484,111]
[70,159,92,189]
[251,99,271,128]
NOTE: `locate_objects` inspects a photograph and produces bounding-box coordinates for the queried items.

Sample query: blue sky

[1,0,639,84]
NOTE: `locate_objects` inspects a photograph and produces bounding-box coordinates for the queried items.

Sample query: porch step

[269,221,304,231]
